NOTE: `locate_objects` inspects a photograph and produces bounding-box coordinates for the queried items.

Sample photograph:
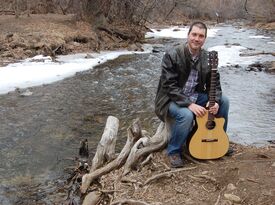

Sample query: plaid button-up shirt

[181,57,199,103]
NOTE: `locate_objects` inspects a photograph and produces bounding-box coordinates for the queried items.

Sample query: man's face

[187,25,206,53]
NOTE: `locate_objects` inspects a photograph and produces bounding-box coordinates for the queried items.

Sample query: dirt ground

[0,14,95,65]
[0,14,274,205]
[0,14,144,66]
[97,143,275,205]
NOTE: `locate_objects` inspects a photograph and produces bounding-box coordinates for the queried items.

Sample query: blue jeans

[167,93,229,156]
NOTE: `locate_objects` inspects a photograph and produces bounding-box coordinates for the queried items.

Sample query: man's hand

[207,102,219,115]
[188,103,207,117]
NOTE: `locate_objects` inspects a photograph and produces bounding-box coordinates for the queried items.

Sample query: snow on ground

[145,26,219,38]
[0,26,273,95]
[0,48,151,94]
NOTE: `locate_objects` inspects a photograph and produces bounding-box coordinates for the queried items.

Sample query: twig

[246,178,260,184]
[141,184,150,196]
[110,199,151,205]
[169,166,197,173]
[159,161,171,171]
[214,186,226,205]
[188,174,217,184]
[141,154,153,166]
[100,189,123,194]
[233,152,244,157]
[144,166,197,186]
[207,160,216,164]
[121,177,137,183]
[182,152,204,165]
[188,175,205,182]
[214,192,221,205]
[193,174,217,183]
[144,172,173,186]
[201,185,211,193]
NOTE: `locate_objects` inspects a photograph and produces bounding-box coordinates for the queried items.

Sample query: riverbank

[96,142,275,205]
[1,14,274,67]
[0,14,146,67]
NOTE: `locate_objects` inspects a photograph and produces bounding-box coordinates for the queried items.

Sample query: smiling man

[155,21,230,168]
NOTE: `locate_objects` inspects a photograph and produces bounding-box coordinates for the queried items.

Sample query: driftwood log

[122,119,171,175]
[80,118,143,193]
[91,116,119,171]
[80,116,172,204]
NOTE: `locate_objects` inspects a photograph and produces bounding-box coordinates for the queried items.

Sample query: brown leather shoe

[168,153,184,168]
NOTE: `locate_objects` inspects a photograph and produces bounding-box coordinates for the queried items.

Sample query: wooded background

[0,0,274,24]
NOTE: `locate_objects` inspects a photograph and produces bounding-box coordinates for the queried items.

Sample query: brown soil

[1,14,274,205]
[94,143,275,205]
[0,14,145,66]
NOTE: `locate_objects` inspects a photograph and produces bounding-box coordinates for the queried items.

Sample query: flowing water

[0,24,274,204]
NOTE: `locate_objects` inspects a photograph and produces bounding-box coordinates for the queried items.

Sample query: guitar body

[188,111,229,159]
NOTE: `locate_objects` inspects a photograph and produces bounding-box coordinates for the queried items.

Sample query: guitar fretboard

[208,51,218,122]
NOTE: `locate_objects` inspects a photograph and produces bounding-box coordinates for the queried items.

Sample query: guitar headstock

[209,51,218,69]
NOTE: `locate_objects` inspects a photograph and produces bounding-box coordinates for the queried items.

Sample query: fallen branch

[240,51,275,57]
[80,119,142,193]
[97,26,136,41]
[143,172,173,186]
[144,166,197,186]
[110,199,151,205]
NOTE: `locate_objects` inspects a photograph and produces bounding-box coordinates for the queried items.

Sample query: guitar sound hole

[206,120,216,130]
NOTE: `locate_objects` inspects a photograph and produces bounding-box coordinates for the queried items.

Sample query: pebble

[227,183,237,191]
[202,171,208,175]
[85,53,94,59]
[82,191,101,205]
[224,193,241,203]
[19,89,33,97]
[221,200,233,205]
[271,162,275,167]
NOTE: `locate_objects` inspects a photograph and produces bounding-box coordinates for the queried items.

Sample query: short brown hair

[188,21,207,37]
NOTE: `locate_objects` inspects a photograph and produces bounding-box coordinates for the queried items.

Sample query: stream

[0,23,274,204]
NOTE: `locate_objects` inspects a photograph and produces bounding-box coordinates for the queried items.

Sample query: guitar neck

[208,51,218,120]
[209,67,217,107]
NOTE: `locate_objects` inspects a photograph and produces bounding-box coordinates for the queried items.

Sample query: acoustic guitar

[188,51,229,160]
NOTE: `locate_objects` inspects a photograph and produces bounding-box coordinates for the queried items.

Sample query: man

[155,21,230,168]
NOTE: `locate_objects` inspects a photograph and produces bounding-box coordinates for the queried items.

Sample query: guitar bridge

[202,139,218,142]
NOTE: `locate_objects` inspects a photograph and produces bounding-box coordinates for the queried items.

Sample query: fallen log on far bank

[97,26,137,41]
[239,51,275,57]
